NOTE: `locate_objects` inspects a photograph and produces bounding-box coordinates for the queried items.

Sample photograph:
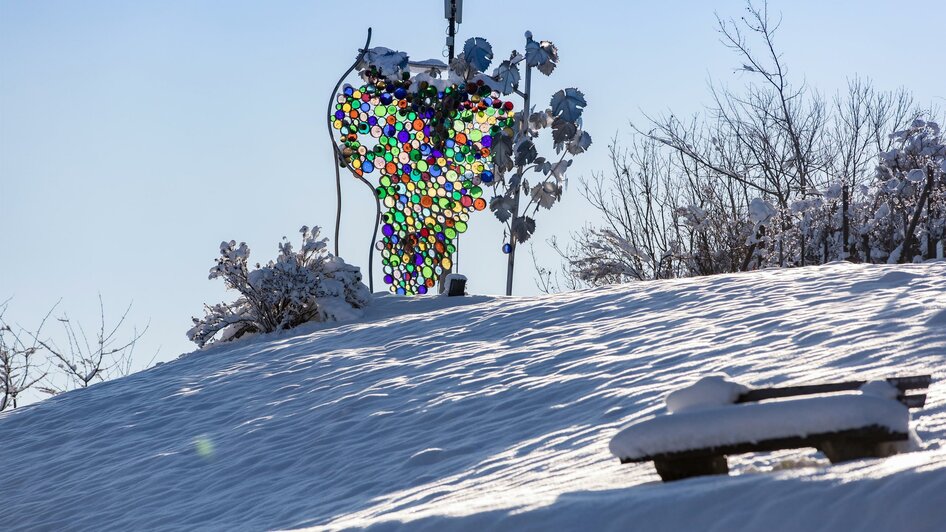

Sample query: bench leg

[653,455,728,482]
[819,439,895,464]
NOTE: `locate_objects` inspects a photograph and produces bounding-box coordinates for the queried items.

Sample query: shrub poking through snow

[188,225,370,347]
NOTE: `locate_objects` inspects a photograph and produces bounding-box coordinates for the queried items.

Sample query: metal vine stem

[506,41,532,297]
[326,27,380,292]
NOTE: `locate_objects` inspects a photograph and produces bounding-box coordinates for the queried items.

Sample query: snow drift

[1,262,945,531]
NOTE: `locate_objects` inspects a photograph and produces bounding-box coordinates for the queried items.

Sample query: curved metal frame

[326,28,381,292]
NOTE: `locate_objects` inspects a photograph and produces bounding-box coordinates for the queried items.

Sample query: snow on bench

[609,374,931,482]
[610,392,909,460]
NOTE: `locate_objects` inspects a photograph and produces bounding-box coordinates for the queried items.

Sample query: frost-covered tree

[32,297,147,393]
[1,297,147,406]
[640,2,924,270]
[188,226,370,347]
[868,119,946,262]
[562,138,689,285]
[559,115,942,291]
[762,120,946,266]
[544,1,939,290]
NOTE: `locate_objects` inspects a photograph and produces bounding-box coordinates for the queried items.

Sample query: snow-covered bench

[609,375,931,482]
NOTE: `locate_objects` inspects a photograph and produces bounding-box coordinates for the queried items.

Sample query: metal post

[437,0,462,294]
[327,28,374,291]
[506,53,532,297]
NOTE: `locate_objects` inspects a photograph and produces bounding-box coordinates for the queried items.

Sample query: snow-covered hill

[2,262,945,531]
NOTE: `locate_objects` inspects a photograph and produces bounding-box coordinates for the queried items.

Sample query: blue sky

[2,0,944,375]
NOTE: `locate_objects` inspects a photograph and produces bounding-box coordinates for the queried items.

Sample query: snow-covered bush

[562,117,943,291]
[748,191,848,268]
[866,119,946,262]
[674,186,756,276]
[785,120,946,265]
[188,226,370,347]
[542,4,944,290]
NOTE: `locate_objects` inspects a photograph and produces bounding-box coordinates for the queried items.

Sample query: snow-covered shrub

[674,189,756,276]
[865,119,946,262]
[567,227,681,284]
[188,226,370,347]
[750,191,848,268]
[545,2,944,289]
[738,119,946,267]
[750,119,944,267]
[563,118,943,290]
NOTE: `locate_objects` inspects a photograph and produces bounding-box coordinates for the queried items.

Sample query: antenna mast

[445,0,463,61]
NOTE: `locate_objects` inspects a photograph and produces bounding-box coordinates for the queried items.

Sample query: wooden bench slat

[902,393,926,409]
[736,374,931,405]
[888,375,933,390]
[618,425,907,464]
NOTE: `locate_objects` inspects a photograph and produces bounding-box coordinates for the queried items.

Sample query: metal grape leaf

[534,45,558,76]
[552,117,578,152]
[491,60,520,95]
[531,182,562,209]
[508,172,522,190]
[490,194,516,223]
[515,139,538,166]
[549,159,572,182]
[463,37,494,73]
[529,109,554,130]
[550,88,586,122]
[566,131,593,155]
[511,216,537,243]
[491,132,515,173]
[449,54,475,80]
[525,35,559,76]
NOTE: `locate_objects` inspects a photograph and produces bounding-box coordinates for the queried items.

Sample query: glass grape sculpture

[332,73,515,294]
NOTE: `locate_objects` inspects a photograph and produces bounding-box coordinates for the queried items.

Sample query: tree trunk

[926,167,935,260]
[842,184,850,261]
[901,174,933,263]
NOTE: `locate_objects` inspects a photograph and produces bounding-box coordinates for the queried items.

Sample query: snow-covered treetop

[877,119,946,182]
[748,197,778,224]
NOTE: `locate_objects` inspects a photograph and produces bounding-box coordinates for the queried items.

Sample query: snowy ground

[1,262,945,531]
